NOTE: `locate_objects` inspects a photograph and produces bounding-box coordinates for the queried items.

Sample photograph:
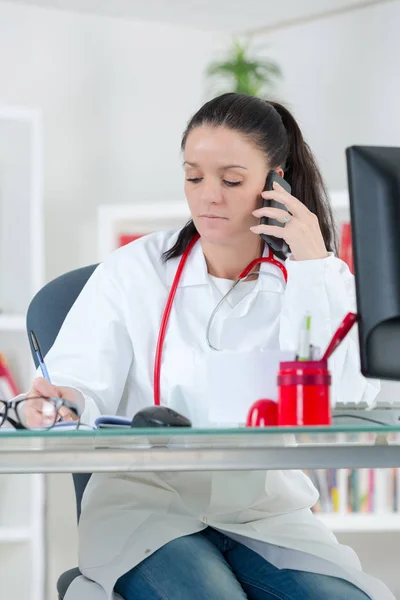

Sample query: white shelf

[0,527,32,543]
[0,107,45,600]
[0,314,26,332]
[99,201,188,221]
[97,201,190,262]
[317,513,400,532]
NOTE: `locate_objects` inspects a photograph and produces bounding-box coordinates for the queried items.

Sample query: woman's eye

[224,180,242,187]
[185,178,242,187]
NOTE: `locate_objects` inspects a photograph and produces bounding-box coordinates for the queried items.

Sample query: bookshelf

[310,465,400,534]
[0,526,32,542]
[0,107,45,600]
[0,315,26,332]
[97,201,190,262]
[318,513,400,532]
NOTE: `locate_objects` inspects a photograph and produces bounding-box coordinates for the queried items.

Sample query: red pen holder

[277,359,332,426]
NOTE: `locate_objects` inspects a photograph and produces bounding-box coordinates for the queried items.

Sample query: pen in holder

[278,312,358,426]
[246,312,358,428]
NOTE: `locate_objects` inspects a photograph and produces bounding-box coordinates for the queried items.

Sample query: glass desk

[0,425,400,473]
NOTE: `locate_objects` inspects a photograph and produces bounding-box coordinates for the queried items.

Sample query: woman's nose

[199,180,223,204]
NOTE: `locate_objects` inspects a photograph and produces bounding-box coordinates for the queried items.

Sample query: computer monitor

[346,145,400,380]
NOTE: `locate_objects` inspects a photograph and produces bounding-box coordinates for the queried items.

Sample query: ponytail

[269,101,337,255]
[163,220,197,262]
[164,93,337,262]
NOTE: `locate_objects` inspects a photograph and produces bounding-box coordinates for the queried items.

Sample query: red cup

[246,399,278,427]
[277,360,331,426]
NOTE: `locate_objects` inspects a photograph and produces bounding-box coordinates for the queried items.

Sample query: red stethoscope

[153,234,288,406]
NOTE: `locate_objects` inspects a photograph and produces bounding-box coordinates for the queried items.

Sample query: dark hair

[163,92,336,262]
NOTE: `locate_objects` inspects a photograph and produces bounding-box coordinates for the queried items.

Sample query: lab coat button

[145,549,152,555]
[202,517,208,524]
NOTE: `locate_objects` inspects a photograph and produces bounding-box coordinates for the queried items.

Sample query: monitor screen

[346,145,400,380]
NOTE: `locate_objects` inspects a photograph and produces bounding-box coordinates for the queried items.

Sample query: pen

[322,312,358,361]
[29,330,52,383]
[298,313,312,361]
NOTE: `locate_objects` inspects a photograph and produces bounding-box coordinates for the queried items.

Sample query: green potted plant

[206,37,282,98]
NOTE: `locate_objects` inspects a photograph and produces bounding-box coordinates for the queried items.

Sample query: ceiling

[5,0,389,33]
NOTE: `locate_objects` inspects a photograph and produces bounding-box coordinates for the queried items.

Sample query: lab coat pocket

[209,471,271,517]
[162,340,210,426]
[248,507,338,548]
[79,507,154,570]
[239,470,319,527]
[78,474,174,569]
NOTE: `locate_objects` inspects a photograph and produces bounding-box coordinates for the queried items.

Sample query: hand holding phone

[253,171,329,261]
[260,171,291,255]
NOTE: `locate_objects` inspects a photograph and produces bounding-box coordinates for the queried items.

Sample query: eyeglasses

[0,396,82,431]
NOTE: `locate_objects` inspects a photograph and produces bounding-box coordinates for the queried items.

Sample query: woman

[29,94,393,600]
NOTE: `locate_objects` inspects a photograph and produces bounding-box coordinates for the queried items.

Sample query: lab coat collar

[165,234,286,290]
[165,235,209,288]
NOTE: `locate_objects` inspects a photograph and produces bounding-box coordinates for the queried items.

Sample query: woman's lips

[199,214,228,219]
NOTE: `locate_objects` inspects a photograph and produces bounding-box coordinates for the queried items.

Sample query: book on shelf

[118,234,144,248]
[0,353,19,399]
[306,468,400,514]
[339,222,354,274]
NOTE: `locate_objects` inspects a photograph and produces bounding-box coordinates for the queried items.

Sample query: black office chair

[26,264,98,600]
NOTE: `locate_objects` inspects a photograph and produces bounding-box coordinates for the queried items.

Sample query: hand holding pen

[30,330,52,383]
[26,331,80,426]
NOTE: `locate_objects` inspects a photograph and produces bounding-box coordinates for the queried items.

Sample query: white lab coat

[42,229,393,600]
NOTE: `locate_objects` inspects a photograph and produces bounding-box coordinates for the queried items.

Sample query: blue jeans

[114,528,371,600]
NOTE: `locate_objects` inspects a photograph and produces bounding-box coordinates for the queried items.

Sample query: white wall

[337,531,400,599]
[2,0,399,279]
[0,1,223,281]
[260,0,400,190]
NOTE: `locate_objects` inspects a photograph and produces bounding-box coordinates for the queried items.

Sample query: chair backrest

[26,264,99,521]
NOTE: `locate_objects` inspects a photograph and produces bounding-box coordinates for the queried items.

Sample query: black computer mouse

[131,406,192,428]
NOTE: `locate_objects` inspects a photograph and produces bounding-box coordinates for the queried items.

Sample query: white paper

[206,348,293,425]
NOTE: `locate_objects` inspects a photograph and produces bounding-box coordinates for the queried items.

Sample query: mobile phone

[260,170,291,255]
